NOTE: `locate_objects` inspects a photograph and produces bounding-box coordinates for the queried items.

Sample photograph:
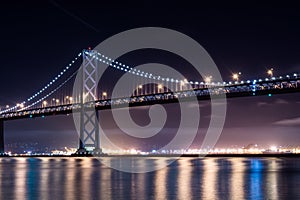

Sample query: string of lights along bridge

[0,49,299,155]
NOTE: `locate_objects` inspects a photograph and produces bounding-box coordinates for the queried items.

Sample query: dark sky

[1,1,300,150]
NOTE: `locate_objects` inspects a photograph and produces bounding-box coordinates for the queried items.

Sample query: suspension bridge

[0,49,299,155]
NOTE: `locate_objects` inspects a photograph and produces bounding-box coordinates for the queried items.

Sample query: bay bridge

[0,49,299,155]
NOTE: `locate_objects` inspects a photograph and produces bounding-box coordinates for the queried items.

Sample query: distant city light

[270,146,277,152]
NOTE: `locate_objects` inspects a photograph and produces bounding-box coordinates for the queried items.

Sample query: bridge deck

[1,78,299,121]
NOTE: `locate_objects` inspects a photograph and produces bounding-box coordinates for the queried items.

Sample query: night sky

[1,2,300,150]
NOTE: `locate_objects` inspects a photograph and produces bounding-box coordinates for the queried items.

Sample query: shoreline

[1,153,300,158]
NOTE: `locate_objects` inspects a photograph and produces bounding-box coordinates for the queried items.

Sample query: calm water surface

[0,157,300,200]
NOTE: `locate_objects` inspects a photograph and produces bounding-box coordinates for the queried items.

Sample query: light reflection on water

[1,157,300,199]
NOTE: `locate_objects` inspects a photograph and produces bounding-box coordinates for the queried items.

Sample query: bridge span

[0,49,299,155]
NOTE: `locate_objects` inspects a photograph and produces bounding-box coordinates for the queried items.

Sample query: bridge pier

[75,109,102,156]
[0,120,4,154]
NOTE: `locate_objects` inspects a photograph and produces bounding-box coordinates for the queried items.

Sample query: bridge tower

[77,49,101,155]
